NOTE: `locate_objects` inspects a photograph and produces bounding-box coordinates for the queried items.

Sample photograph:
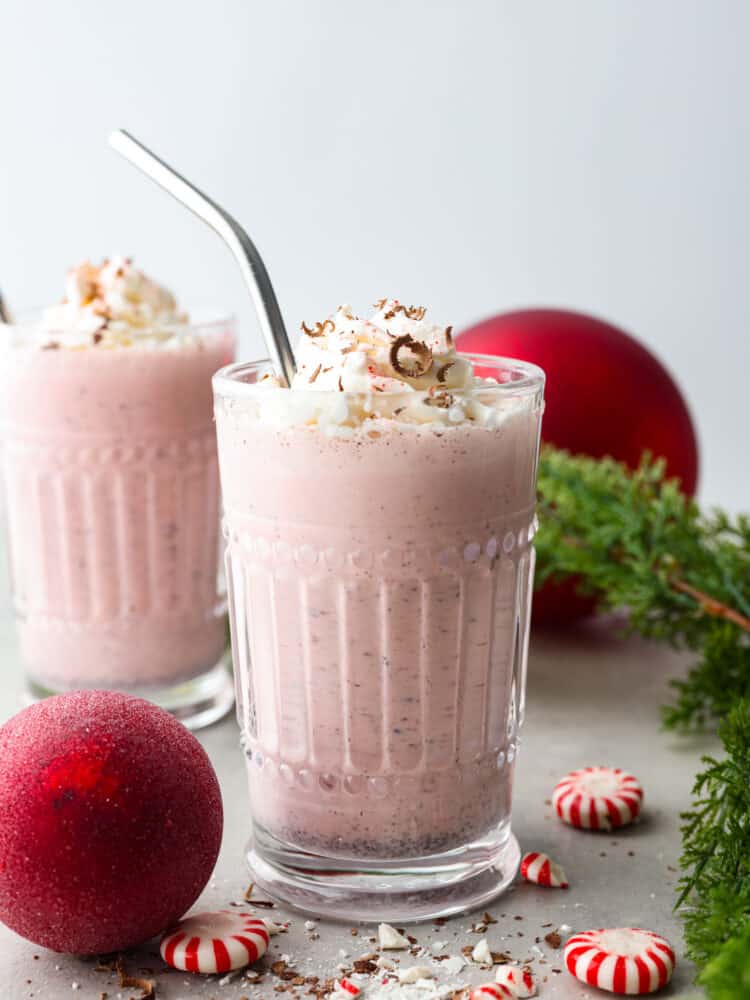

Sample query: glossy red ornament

[458,309,700,622]
[0,691,223,954]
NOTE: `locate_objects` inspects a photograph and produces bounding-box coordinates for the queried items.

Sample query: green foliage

[678,704,750,962]
[535,447,750,730]
[698,921,750,1000]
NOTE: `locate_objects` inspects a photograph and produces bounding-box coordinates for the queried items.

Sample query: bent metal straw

[108,129,296,386]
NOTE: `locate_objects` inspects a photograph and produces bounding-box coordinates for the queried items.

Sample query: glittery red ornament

[0,691,223,954]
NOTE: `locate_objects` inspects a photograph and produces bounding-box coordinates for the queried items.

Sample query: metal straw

[0,291,12,324]
[108,129,296,386]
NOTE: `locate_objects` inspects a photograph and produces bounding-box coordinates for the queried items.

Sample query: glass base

[24,653,235,731]
[246,823,521,923]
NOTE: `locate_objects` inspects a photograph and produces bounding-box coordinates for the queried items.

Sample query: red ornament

[458,309,700,623]
[0,691,223,954]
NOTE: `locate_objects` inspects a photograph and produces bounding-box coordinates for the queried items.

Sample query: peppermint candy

[564,927,676,994]
[470,984,513,1000]
[553,767,643,830]
[520,851,569,888]
[495,964,537,997]
[160,911,269,973]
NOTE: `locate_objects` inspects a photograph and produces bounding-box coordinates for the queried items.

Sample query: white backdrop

[0,0,747,509]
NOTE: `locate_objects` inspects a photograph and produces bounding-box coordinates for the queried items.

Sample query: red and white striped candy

[564,928,676,994]
[470,985,513,1000]
[520,851,568,888]
[553,767,643,830]
[160,910,269,973]
[334,979,361,997]
[496,964,537,997]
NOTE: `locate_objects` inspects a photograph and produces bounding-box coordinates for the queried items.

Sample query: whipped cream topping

[236,299,521,435]
[41,257,188,348]
[291,299,473,394]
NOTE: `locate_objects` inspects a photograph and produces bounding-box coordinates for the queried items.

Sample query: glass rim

[0,309,236,348]
[213,352,545,400]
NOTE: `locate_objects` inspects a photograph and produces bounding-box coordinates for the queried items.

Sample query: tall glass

[214,355,544,919]
[0,317,236,729]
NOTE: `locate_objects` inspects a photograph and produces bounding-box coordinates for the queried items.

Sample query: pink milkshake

[0,259,235,727]
[215,301,544,919]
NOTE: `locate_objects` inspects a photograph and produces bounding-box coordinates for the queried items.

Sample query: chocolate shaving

[423,388,454,409]
[338,375,344,392]
[243,882,255,901]
[482,911,498,925]
[302,318,335,337]
[436,362,454,383]
[545,931,562,949]
[373,298,387,310]
[381,302,427,321]
[93,330,104,345]
[115,957,155,998]
[491,951,513,963]
[445,325,454,346]
[271,959,302,981]
[308,364,322,384]
[352,959,377,974]
[389,334,433,378]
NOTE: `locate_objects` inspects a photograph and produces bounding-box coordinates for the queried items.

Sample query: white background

[0,0,747,509]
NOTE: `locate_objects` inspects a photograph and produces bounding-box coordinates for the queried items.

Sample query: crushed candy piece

[262,918,289,936]
[378,923,411,950]
[398,966,435,983]
[496,964,537,997]
[442,956,466,976]
[470,984,513,1000]
[564,927,676,994]
[334,977,361,996]
[520,850,569,888]
[472,938,493,965]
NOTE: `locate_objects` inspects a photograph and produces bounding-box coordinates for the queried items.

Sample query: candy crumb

[471,938,493,965]
[378,923,411,949]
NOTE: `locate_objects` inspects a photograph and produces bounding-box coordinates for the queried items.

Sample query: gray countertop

[0,617,712,999]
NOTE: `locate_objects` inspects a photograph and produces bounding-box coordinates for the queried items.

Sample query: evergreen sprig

[535,447,750,730]
[678,703,750,993]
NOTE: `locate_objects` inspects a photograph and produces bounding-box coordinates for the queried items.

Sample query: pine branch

[535,447,750,730]
[676,703,750,991]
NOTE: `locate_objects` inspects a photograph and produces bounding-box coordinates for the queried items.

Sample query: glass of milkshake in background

[0,258,236,728]
[214,300,544,918]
